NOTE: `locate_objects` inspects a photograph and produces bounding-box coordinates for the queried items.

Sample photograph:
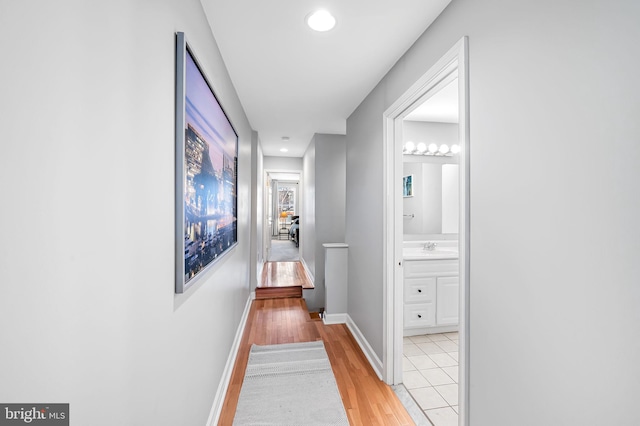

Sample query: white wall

[441,164,459,234]
[403,162,442,234]
[403,121,458,148]
[346,0,640,424]
[0,1,253,425]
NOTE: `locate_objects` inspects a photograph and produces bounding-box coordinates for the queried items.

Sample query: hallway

[256,261,314,299]
[218,296,414,425]
[268,237,299,262]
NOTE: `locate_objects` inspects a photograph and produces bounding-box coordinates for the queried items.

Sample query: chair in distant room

[278,211,290,240]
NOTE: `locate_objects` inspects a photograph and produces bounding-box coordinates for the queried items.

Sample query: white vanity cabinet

[403,259,459,335]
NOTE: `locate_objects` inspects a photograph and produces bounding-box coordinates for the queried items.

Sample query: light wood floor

[259,261,315,289]
[218,297,414,425]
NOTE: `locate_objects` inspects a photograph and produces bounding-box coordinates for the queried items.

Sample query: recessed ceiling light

[280,148,289,153]
[306,10,336,32]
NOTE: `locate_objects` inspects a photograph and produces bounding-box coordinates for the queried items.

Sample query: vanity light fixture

[403,142,460,157]
[306,10,336,32]
[403,141,416,154]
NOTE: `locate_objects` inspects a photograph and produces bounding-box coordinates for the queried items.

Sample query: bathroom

[401,76,461,426]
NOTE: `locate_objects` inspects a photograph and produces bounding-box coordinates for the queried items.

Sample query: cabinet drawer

[404,303,436,328]
[404,277,436,303]
[404,260,458,277]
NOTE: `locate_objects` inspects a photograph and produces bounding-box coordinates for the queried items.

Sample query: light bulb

[439,144,449,154]
[451,144,460,154]
[428,143,438,154]
[306,10,336,32]
[404,141,415,153]
[416,142,427,153]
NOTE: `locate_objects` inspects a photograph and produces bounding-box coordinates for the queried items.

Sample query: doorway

[383,37,469,425]
[264,171,301,262]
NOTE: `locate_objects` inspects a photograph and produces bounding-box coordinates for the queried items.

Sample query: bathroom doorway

[382,37,469,425]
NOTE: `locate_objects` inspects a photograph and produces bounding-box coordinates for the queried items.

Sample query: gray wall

[302,134,346,311]
[346,0,640,424]
[251,131,264,291]
[302,136,317,295]
[306,134,346,311]
[0,1,254,425]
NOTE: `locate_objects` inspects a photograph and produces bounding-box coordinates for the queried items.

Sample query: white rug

[233,341,349,426]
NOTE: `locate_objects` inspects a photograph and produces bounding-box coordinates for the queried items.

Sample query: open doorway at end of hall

[265,172,300,262]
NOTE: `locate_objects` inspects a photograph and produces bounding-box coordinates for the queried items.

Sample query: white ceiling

[405,76,459,123]
[201,0,452,157]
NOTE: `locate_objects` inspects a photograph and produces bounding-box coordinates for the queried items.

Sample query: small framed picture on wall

[403,175,414,197]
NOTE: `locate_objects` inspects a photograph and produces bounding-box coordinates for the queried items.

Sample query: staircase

[256,261,314,299]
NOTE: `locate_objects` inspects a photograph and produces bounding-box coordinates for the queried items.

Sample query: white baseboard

[322,313,347,325]
[207,293,254,426]
[346,315,383,380]
[299,256,314,284]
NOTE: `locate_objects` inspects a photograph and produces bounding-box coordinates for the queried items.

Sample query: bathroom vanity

[403,242,459,336]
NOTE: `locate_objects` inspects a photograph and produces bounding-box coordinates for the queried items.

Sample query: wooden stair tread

[258,261,314,290]
[255,286,301,300]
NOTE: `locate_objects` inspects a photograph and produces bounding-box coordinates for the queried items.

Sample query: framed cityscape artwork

[175,32,238,294]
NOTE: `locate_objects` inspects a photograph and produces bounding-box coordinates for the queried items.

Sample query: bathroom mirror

[401,77,459,237]
[402,158,458,236]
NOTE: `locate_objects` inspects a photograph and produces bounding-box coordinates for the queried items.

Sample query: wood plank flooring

[259,261,314,289]
[256,261,314,299]
[218,298,414,425]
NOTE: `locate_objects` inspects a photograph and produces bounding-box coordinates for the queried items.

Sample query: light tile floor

[403,332,459,426]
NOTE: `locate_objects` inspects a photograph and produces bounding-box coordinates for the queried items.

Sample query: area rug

[233,341,349,425]
[268,239,299,262]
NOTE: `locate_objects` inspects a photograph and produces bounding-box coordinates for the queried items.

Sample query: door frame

[382,37,470,425]
[262,169,302,262]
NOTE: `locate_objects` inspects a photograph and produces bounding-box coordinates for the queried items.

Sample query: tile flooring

[403,332,459,426]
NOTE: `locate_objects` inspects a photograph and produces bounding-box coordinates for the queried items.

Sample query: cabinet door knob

[418,289,422,293]
[417,314,422,318]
